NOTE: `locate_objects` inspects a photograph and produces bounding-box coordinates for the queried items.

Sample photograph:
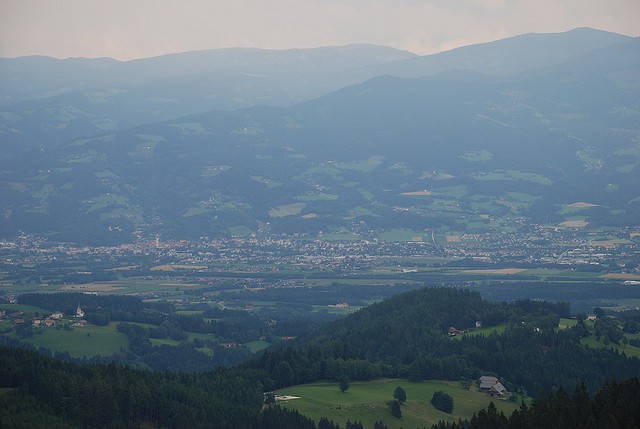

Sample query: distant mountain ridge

[0,28,632,155]
[0,28,638,244]
[365,27,634,78]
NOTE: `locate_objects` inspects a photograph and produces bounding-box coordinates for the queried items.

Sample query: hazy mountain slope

[1,28,632,161]
[0,56,120,105]
[0,33,638,244]
[0,45,414,158]
[365,27,633,78]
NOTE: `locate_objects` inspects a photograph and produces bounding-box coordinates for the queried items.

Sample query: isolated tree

[431,390,454,413]
[390,399,402,418]
[339,374,350,393]
[393,386,407,403]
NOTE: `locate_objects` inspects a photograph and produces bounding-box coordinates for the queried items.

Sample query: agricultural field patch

[462,150,493,162]
[432,185,468,199]
[320,232,360,241]
[559,220,588,228]
[455,323,509,338]
[472,170,552,185]
[600,273,640,280]
[251,176,283,188]
[275,379,521,429]
[462,268,527,275]
[401,190,432,196]
[11,322,128,358]
[421,171,455,180]
[231,126,262,136]
[86,194,129,213]
[201,165,231,177]
[269,203,307,217]
[338,156,384,172]
[580,335,640,359]
[295,193,339,201]
[245,339,270,353]
[61,282,126,293]
[378,230,426,242]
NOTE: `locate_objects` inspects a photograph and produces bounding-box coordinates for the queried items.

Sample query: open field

[378,230,426,242]
[0,303,50,314]
[600,273,640,280]
[454,323,509,339]
[401,190,432,196]
[10,322,128,358]
[62,282,127,292]
[580,336,640,359]
[462,268,527,275]
[559,220,588,228]
[268,203,307,217]
[275,379,522,429]
[245,339,270,353]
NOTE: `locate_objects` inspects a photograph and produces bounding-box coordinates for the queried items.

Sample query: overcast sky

[1,0,638,60]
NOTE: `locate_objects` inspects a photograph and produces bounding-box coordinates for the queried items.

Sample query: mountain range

[0,28,638,244]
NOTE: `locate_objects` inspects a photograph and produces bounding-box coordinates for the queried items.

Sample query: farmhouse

[448,326,465,336]
[479,375,507,397]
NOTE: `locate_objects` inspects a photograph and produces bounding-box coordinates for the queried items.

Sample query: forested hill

[1,343,638,429]
[250,287,639,395]
[0,345,316,429]
[2,287,640,428]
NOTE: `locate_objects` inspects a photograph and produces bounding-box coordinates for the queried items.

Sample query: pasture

[11,322,128,358]
[275,379,522,429]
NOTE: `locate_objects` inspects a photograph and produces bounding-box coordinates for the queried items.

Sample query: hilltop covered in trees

[250,287,635,395]
[2,287,640,427]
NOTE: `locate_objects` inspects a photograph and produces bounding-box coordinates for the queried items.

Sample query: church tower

[75,301,85,318]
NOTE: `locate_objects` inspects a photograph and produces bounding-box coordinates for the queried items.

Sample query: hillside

[0,44,414,157]
[0,32,638,243]
[2,287,640,428]
[251,287,640,395]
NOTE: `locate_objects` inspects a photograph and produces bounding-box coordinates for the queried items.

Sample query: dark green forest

[249,288,635,395]
[2,287,640,428]
[433,378,640,429]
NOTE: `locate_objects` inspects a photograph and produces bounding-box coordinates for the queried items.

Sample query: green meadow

[275,379,522,429]
[11,322,128,358]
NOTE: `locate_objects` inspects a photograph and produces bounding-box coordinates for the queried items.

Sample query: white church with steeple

[75,301,84,318]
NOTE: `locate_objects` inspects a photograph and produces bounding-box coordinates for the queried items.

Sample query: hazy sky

[1,0,638,60]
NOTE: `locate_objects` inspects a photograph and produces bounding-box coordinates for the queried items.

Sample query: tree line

[246,287,639,395]
[432,378,640,429]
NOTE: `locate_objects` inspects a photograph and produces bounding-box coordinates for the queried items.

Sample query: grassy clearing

[0,303,51,314]
[472,170,552,185]
[454,324,509,339]
[339,156,384,172]
[276,379,521,429]
[378,230,425,242]
[245,339,270,353]
[251,176,283,188]
[558,318,578,329]
[462,150,493,161]
[269,203,307,218]
[295,193,339,201]
[580,336,640,359]
[321,232,361,241]
[14,322,128,358]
